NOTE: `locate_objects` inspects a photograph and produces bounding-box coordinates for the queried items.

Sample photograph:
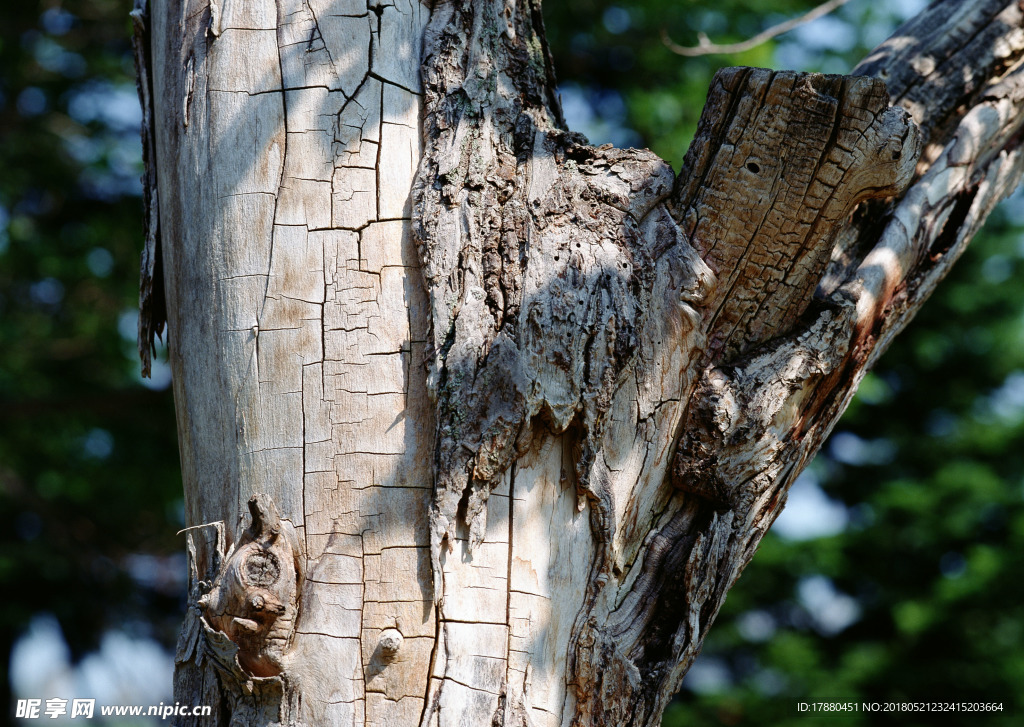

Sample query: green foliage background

[1,1,1022,725]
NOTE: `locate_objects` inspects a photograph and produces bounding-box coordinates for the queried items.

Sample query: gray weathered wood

[139,0,1024,725]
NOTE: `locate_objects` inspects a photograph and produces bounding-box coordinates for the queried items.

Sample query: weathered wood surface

[148,2,434,725]
[140,0,1024,725]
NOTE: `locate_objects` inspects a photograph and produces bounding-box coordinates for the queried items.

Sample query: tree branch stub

[671,68,920,365]
[198,494,304,679]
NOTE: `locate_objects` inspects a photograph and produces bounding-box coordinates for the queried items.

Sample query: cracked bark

[143,0,1024,725]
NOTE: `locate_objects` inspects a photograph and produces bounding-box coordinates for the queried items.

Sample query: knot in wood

[197,494,303,678]
[242,549,280,588]
[378,628,404,658]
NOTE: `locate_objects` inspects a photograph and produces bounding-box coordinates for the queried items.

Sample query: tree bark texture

[138,0,1024,725]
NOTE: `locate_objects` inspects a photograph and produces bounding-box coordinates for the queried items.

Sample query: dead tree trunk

[136,0,1024,724]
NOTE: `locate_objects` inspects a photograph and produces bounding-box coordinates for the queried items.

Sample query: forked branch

[413,1,1024,724]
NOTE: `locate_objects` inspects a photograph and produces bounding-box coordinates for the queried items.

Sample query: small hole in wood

[746,162,760,174]
[891,150,902,160]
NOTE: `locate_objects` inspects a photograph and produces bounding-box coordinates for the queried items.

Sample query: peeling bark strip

[149,0,1024,724]
[130,0,165,377]
[415,0,678,570]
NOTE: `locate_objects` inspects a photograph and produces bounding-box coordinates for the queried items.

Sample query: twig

[662,0,853,57]
[177,521,224,536]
